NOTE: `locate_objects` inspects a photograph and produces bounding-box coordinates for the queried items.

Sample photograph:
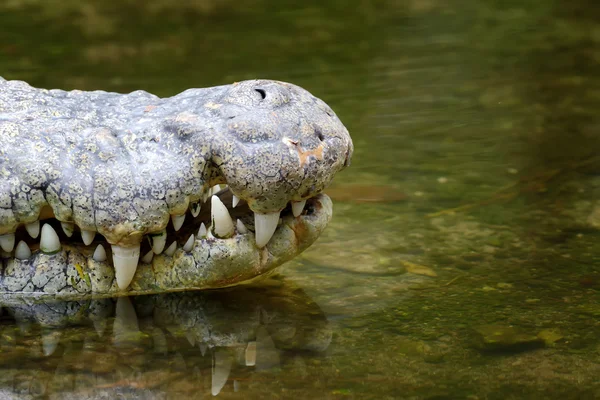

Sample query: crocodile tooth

[14,241,31,260]
[292,200,307,217]
[0,233,15,252]
[190,202,201,218]
[40,224,61,254]
[183,234,195,252]
[210,184,222,196]
[171,214,186,231]
[141,250,154,264]
[81,230,96,246]
[93,244,107,262]
[198,223,207,238]
[151,229,167,254]
[232,194,240,208]
[164,241,177,256]
[25,221,40,239]
[111,244,140,290]
[236,219,248,234]
[254,211,280,247]
[61,222,74,237]
[211,195,234,238]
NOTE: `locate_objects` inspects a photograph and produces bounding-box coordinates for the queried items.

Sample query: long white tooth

[183,234,195,252]
[190,202,201,218]
[93,244,107,262]
[164,241,177,256]
[198,223,207,238]
[236,219,248,234]
[171,214,186,232]
[292,200,307,217]
[111,244,140,290]
[14,241,31,260]
[151,230,167,254]
[81,230,96,246]
[25,221,40,239]
[61,222,74,237]
[211,195,234,238]
[254,211,280,247]
[40,224,61,254]
[210,184,222,196]
[0,233,15,252]
[232,194,240,208]
[141,250,154,264]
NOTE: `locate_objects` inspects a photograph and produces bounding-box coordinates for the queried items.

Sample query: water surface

[0,0,599,398]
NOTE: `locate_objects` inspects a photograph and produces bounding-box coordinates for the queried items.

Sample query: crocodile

[0,77,353,298]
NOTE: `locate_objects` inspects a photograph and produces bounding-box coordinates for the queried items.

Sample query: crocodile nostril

[254,88,266,100]
[315,129,325,142]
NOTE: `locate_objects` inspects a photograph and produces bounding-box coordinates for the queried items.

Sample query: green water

[1,0,600,398]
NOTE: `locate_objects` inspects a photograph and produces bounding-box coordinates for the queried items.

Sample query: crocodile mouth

[0,187,331,298]
[0,78,351,297]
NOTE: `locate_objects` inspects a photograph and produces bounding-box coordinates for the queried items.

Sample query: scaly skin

[0,78,352,298]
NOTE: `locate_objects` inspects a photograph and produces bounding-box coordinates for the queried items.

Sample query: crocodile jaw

[0,194,332,299]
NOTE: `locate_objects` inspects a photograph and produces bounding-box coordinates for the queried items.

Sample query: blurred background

[1,0,600,398]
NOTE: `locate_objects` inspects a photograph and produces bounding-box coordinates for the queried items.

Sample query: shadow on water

[0,277,331,398]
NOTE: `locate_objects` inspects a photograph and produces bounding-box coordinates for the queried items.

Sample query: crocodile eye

[254,88,267,100]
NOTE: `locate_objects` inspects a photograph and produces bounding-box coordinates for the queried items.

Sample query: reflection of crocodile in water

[0,278,332,397]
[0,78,353,298]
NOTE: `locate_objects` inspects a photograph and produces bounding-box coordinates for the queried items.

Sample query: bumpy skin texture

[1,195,332,299]
[0,77,352,298]
[0,78,352,244]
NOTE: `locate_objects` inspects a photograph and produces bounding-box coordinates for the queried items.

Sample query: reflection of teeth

[190,202,201,218]
[15,241,31,260]
[164,241,177,256]
[61,222,74,237]
[141,250,154,264]
[40,224,61,254]
[171,214,186,231]
[254,211,280,247]
[212,349,232,396]
[232,194,240,208]
[25,221,40,238]
[183,234,195,252]
[81,230,96,246]
[113,297,139,347]
[93,244,107,262]
[211,195,234,238]
[111,244,140,290]
[0,233,15,252]
[292,200,307,217]
[236,219,248,234]
[198,223,207,238]
[245,341,257,366]
[42,330,61,357]
[151,230,167,254]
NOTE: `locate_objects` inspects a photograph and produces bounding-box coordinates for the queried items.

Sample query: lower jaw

[0,194,332,300]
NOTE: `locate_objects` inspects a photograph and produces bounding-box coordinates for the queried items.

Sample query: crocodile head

[0,78,352,298]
